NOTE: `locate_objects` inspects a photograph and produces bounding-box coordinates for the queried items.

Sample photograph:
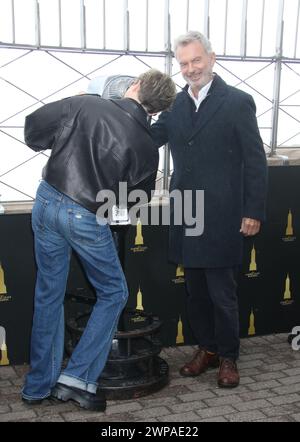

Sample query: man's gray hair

[174,31,213,56]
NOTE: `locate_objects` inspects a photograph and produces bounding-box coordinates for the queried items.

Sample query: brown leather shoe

[179,349,219,377]
[218,358,240,388]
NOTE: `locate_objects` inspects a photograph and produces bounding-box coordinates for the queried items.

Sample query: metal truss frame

[0,0,299,201]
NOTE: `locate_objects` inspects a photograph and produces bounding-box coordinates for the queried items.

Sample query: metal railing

[0,0,299,201]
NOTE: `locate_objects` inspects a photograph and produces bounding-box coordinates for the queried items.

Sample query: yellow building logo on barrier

[131,285,146,325]
[131,219,148,253]
[136,286,144,311]
[176,316,184,344]
[248,309,256,336]
[281,274,294,306]
[283,209,296,242]
[0,326,10,366]
[0,262,7,294]
[0,262,11,303]
[172,264,185,284]
[245,245,260,278]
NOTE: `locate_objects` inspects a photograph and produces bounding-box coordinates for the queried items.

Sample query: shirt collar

[188,79,213,110]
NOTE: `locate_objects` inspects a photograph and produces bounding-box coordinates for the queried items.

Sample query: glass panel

[0,51,81,101]
[209,0,227,55]
[211,60,274,145]
[236,81,272,117]
[170,0,189,45]
[257,109,272,130]
[14,0,36,44]
[214,61,242,86]
[0,181,34,202]
[281,90,300,107]
[225,0,243,55]
[0,77,36,124]
[245,63,275,113]
[135,56,165,72]
[128,0,147,51]
[297,9,300,58]
[280,64,300,106]
[279,64,300,146]
[0,0,13,43]
[188,0,206,36]
[1,127,25,143]
[280,64,300,103]
[105,0,125,50]
[172,60,185,88]
[39,0,60,46]
[1,0,300,202]
[88,54,151,78]
[261,0,279,56]
[85,0,105,49]
[42,77,90,102]
[0,130,33,176]
[2,102,43,127]
[247,0,265,56]
[51,52,118,76]
[0,48,29,68]
[147,0,165,51]
[278,109,300,146]
[60,0,81,47]
[1,154,49,200]
[282,0,299,58]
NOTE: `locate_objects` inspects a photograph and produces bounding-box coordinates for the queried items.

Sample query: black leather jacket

[25,95,158,213]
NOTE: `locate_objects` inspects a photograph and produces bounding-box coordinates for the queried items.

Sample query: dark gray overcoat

[151,74,268,268]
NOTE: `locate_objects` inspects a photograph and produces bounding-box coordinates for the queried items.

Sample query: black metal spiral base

[99,352,169,400]
[65,295,169,400]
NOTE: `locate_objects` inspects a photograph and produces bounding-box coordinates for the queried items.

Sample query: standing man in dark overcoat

[151,31,267,388]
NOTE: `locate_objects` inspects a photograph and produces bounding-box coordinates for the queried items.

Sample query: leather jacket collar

[111,98,151,134]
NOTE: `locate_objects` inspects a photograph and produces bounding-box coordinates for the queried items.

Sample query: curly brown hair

[137,69,177,114]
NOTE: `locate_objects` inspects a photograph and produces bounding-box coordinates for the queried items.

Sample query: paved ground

[1,333,300,422]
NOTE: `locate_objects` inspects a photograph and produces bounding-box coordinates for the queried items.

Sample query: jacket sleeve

[235,94,268,221]
[133,171,157,203]
[24,98,71,151]
[150,111,170,148]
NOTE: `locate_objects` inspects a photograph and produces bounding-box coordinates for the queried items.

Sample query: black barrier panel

[0,214,35,365]
[0,166,299,364]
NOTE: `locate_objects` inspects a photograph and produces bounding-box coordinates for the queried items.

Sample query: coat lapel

[176,91,195,139]
[178,75,229,142]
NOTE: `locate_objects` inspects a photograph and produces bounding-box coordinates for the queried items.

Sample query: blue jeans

[22,181,128,400]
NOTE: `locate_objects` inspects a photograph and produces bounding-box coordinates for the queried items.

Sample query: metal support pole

[270,0,288,163]
[145,0,149,52]
[164,0,171,72]
[103,0,106,49]
[124,0,129,51]
[224,0,228,55]
[259,0,266,57]
[294,0,300,58]
[186,0,190,32]
[58,0,62,47]
[80,0,86,50]
[163,0,172,191]
[204,0,210,39]
[11,0,15,44]
[35,0,41,47]
[240,0,248,57]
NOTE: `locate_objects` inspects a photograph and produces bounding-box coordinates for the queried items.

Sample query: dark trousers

[184,267,240,361]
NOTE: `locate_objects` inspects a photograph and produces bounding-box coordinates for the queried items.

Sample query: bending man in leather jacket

[22,69,176,411]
